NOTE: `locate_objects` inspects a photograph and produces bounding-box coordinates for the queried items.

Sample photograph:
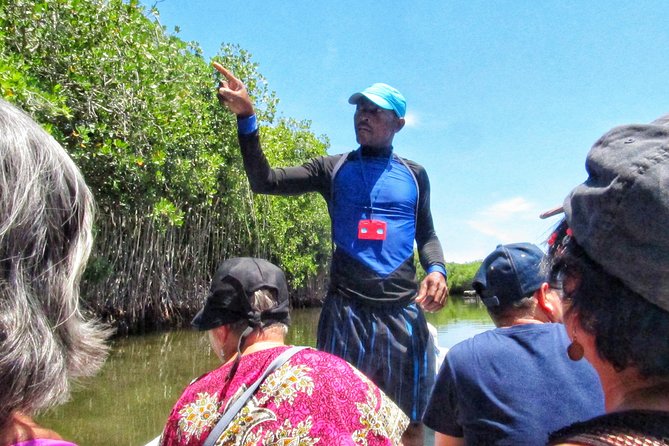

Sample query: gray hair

[0,99,110,428]
[229,289,289,337]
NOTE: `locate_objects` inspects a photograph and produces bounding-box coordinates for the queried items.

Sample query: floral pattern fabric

[11,441,78,446]
[160,346,408,446]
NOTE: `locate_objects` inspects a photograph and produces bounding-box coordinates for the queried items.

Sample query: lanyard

[357,149,393,220]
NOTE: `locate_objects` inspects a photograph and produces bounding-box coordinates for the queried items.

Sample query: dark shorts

[316,292,436,422]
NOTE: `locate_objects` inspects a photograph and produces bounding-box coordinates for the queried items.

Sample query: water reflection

[38,299,493,446]
[425,298,494,349]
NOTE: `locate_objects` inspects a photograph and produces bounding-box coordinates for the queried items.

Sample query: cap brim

[191,306,216,331]
[348,92,364,105]
[191,292,247,331]
[348,92,393,111]
[539,205,564,219]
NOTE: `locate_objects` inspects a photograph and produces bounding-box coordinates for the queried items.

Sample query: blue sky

[144,0,669,262]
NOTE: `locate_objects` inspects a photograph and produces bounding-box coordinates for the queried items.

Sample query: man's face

[354,98,405,148]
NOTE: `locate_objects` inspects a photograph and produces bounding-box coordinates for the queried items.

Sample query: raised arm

[212,62,331,197]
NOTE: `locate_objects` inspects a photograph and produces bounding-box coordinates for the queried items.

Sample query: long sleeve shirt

[236,116,446,305]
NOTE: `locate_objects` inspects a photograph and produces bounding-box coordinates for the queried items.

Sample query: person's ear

[212,325,229,343]
[536,283,559,322]
[395,117,405,133]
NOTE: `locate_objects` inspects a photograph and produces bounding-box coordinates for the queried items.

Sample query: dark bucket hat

[191,257,291,331]
[541,114,669,313]
[474,243,546,308]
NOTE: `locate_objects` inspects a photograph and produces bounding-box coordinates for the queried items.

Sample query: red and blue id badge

[358,219,387,240]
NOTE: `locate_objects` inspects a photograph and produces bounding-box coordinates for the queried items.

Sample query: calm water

[38,299,493,446]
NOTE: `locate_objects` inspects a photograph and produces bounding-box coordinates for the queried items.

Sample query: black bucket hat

[191,257,291,331]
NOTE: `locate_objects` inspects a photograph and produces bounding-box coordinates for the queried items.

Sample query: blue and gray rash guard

[237,115,446,305]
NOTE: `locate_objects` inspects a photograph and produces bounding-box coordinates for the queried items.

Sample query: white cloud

[467,220,515,241]
[464,197,549,246]
[404,110,419,128]
[479,197,534,220]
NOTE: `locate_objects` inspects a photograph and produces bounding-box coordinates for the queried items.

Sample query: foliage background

[416,259,482,295]
[0,0,331,333]
[0,0,478,333]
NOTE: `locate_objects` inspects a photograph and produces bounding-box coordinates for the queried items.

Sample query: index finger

[212,62,237,82]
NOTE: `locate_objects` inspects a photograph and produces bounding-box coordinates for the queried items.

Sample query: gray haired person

[159,257,408,446]
[0,99,110,446]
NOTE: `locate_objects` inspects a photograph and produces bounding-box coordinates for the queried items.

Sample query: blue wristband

[427,265,447,279]
[237,114,258,135]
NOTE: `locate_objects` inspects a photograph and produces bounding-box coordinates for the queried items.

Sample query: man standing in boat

[214,62,448,446]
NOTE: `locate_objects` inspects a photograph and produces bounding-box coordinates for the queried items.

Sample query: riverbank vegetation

[445,261,482,294]
[416,260,482,295]
[1,0,479,334]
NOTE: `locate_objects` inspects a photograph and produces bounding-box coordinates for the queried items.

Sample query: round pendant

[567,341,584,361]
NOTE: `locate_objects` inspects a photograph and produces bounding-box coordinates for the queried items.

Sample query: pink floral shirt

[160,346,408,445]
[11,441,77,446]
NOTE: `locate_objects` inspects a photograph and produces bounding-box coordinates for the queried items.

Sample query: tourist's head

[474,243,556,324]
[192,257,291,360]
[349,83,406,148]
[546,114,669,377]
[0,99,110,429]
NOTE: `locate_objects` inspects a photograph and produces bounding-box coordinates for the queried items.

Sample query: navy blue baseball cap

[348,83,407,118]
[474,243,547,308]
[192,257,291,331]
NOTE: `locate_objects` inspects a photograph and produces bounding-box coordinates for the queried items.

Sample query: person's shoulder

[505,321,563,336]
[548,410,669,446]
[11,440,80,446]
[177,363,229,395]
[544,322,569,338]
[524,322,570,344]
[294,347,351,367]
[492,323,567,349]
[394,156,431,186]
[305,152,351,170]
[447,327,535,364]
[317,152,349,161]
[459,327,501,343]
[395,155,426,172]
[288,348,394,405]
[446,329,498,358]
[294,348,373,380]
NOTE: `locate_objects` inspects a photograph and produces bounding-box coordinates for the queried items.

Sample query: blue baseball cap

[348,83,406,118]
[473,243,547,308]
